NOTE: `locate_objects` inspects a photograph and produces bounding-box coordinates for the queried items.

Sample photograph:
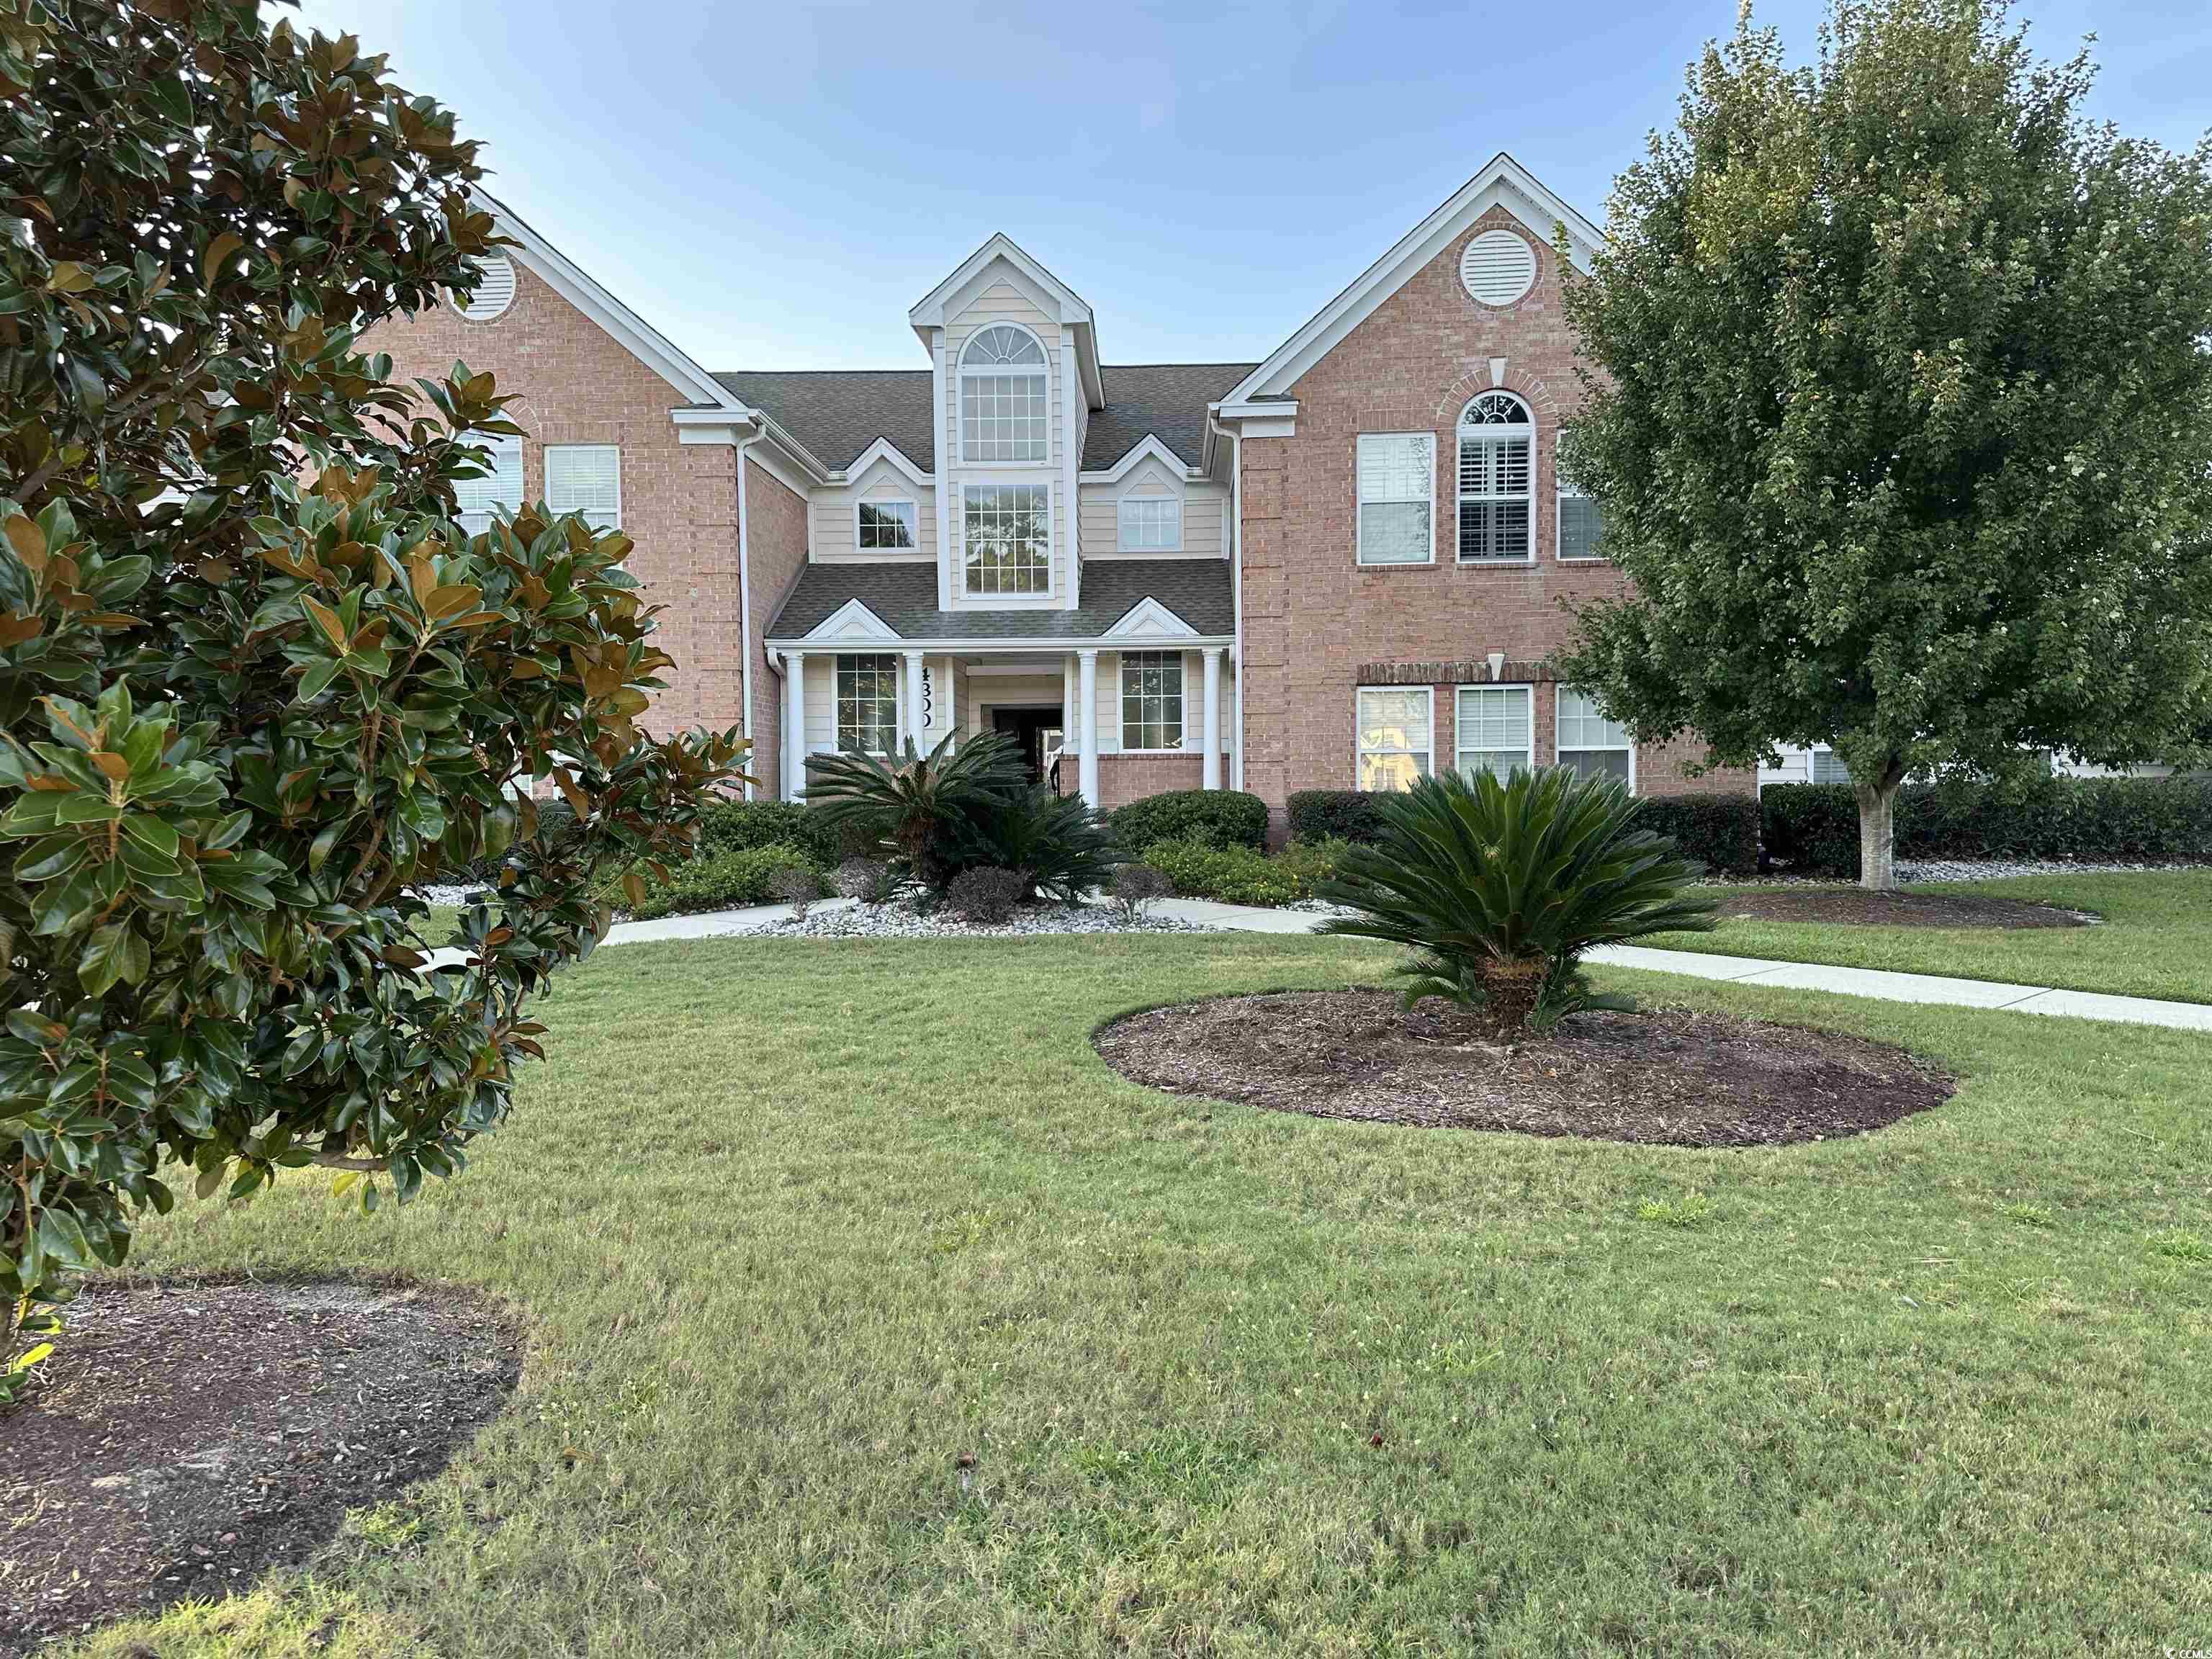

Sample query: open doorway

[990,706,1064,792]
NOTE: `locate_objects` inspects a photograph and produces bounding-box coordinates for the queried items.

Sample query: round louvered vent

[1460,229,1536,307]
[452,253,517,323]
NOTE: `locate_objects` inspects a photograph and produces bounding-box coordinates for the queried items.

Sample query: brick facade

[1238,205,1753,826]
[1097,754,1205,811]
[355,262,750,741]
[742,458,809,799]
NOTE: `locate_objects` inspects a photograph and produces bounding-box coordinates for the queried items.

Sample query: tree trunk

[1480,956,1550,1037]
[1854,771,1905,891]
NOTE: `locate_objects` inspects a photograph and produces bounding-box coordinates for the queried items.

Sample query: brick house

[361,153,1752,825]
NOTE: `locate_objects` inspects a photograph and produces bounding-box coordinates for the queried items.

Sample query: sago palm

[803,730,1026,895]
[1317,766,1719,1034]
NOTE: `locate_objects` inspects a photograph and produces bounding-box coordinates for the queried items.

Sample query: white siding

[812,457,935,564]
[1079,471,1228,560]
[944,275,1066,603]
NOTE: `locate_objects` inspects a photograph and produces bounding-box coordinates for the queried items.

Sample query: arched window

[1457,390,1534,563]
[959,325,1049,464]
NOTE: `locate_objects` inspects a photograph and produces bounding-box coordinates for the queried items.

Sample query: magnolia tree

[0,1,742,1392]
[1554,0,2212,888]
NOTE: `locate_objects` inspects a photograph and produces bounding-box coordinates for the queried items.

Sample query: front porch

[776,642,1231,809]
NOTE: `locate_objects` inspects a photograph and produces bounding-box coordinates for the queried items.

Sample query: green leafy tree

[1555,0,2212,887]
[0,1,743,1390]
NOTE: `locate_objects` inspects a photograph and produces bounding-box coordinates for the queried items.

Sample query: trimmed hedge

[1290,786,1760,875]
[1285,789,1388,846]
[1141,838,1313,907]
[695,799,849,867]
[605,842,824,921]
[1762,775,2212,875]
[1110,788,1269,852]
[1632,794,1760,876]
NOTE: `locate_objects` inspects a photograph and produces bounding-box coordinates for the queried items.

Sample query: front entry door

[991,706,1064,790]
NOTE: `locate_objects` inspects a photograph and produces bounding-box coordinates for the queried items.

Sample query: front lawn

[69,935,2212,1656]
[1653,869,2212,1003]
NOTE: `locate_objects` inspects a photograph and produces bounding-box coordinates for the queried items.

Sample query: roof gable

[1223,153,1602,405]
[909,233,1105,409]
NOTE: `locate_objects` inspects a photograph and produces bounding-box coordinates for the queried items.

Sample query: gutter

[1208,408,1246,792]
[735,434,756,799]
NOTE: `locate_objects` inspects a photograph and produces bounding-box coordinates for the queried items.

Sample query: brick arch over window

[1431,369,1564,430]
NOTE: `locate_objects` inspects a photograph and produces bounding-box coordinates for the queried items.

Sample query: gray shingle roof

[714,361,1257,475]
[766,559,1233,642]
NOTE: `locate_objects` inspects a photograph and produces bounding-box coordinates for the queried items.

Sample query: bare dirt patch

[1,1277,521,1655]
[1717,888,2094,929]
[1095,989,1956,1146]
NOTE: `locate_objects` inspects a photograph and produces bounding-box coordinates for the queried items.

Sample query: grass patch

[65,933,2212,1655]
[1653,869,2212,1002]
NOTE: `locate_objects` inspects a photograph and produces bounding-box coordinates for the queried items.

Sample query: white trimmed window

[836,654,899,755]
[959,325,1049,464]
[1556,426,1604,561]
[1811,747,1854,785]
[1556,688,1632,785]
[857,499,917,551]
[1357,686,1432,791]
[1457,392,1533,562]
[1356,433,1434,565]
[963,482,1050,595]
[1120,651,1185,750]
[454,435,522,536]
[544,444,621,531]
[1117,496,1182,552]
[1455,685,1533,780]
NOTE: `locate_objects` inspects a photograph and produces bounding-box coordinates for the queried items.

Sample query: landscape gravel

[747,899,1216,940]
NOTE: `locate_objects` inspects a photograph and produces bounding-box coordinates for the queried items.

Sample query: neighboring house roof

[767,559,1233,642]
[714,362,1256,476]
[1083,364,1256,471]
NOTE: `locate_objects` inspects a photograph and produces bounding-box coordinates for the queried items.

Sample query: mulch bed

[1,1277,521,1656]
[1718,889,2095,930]
[1095,989,1956,1147]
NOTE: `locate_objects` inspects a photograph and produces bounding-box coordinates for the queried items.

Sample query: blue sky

[297,0,2210,372]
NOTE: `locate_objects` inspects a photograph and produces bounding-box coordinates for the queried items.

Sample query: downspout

[735,433,756,799]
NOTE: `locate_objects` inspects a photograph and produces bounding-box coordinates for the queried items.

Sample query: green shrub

[696,798,847,866]
[1286,789,1388,845]
[1141,838,1313,907]
[611,843,824,921]
[955,785,1119,902]
[1761,775,2212,875]
[805,732,1028,894]
[1632,793,1760,875]
[1318,768,1719,1035]
[1273,835,1354,889]
[1110,788,1269,851]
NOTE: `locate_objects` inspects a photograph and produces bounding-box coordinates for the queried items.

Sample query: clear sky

[295,0,2210,373]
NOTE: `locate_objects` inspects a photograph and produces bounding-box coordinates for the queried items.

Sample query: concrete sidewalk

[442,894,2212,1035]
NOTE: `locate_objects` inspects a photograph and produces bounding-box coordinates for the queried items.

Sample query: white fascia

[1079,433,1205,485]
[907,232,1106,410]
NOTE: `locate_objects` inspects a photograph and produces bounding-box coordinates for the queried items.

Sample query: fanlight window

[960,325,1049,463]
[1457,391,1534,562]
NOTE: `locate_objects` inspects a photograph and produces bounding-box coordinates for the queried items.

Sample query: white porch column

[1076,648,1100,807]
[1200,647,1223,790]
[903,649,926,754]
[783,650,806,799]
[1061,655,1079,792]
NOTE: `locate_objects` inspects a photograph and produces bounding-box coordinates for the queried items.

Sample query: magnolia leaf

[202,230,244,289]
[301,593,348,647]
[0,613,43,647]
[3,513,47,570]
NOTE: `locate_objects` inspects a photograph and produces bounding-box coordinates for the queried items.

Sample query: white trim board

[800,598,901,644]
[1080,433,1202,485]
[908,233,1106,409]
[1223,153,1603,406]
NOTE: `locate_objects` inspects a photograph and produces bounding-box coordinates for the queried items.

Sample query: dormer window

[959,325,1049,463]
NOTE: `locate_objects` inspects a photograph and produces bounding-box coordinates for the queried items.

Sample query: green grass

[65,935,2212,1656]
[1651,869,2212,1003]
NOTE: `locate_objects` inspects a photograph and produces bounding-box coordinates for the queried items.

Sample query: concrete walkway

[445,894,2212,1035]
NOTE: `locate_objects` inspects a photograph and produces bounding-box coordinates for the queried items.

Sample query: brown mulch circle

[1,1277,521,1656]
[1095,989,1956,1147]
[1718,888,2095,929]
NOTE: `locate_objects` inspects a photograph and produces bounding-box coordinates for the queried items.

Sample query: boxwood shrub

[1631,793,1760,876]
[602,842,825,921]
[1140,838,1312,907]
[1285,789,1387,845]
[1762,775,2212,875]
[1110,788,1269,852]
[696,799,850,866]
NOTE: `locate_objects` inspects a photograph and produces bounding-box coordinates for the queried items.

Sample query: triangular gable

[1223,153,1604,405]
[477,188,748,415]
[909,233,1105,408]
[844,436,931,486]
[1102,596,1200,642]
[803,599,902,643]
[1084,433,1194,484]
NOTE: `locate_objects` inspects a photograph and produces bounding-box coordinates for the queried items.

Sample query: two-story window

[1120,651,1184,750]
[454,435,523,535]
[1457,392,1532,562]
[836,654,899,755]
[546,444,621,530]
[963,484,1050,595]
